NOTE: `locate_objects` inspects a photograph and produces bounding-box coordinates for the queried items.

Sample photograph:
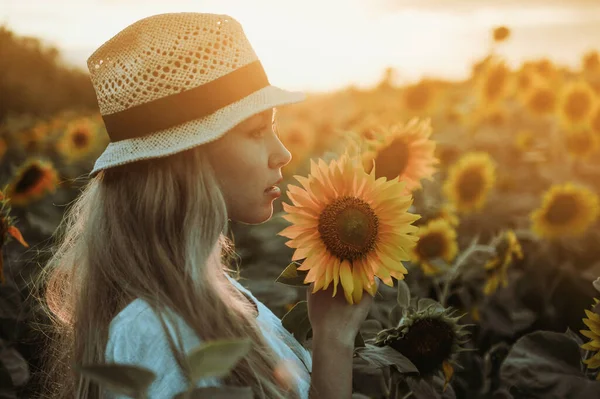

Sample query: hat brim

[89,85,305,177]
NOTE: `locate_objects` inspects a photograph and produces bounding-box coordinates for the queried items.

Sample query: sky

[2,0,600,92]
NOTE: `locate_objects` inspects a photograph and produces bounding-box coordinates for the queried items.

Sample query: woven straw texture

[87,12,304,177]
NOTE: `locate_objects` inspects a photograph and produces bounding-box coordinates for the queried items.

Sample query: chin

[232,206,273,225]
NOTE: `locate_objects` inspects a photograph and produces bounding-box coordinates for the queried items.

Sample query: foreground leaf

[397,280,411,310]
[281,301,312,346]
[275,262,309,287]
[187,339,252,382]
[74,364,156,398]
[354,344,419,374]
[500,330,600,398]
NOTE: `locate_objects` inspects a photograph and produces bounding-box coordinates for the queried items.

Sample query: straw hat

[87,12,305,177]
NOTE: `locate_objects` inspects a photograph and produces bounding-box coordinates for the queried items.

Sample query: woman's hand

[306,278,379,345]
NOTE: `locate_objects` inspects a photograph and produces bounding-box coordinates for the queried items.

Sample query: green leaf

[74,363,156,398]
[396,280,411,310]
[281,301,312,346]
[173,386,253,399]
[275,262,309,287]
[354,332,365,348]
[359,319,383,341]
[405,376,442,399]
[388,304,404,327]
[187,339,252,383]
[417,298,444,314]
[354,344,419,374]
[500,330,600,398]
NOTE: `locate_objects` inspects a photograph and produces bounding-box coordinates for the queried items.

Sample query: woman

[34,12,376,399]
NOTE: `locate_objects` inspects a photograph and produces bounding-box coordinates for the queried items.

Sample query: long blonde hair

[30,144,296,398]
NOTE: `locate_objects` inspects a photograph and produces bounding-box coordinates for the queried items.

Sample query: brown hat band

[102,60,270,142]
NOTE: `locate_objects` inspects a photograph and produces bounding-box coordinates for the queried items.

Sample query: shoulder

[105,299,220,398]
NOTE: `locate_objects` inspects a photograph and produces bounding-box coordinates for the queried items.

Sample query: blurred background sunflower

[411,218,458,276]
[530,182,599,239]
[443,152,496,213]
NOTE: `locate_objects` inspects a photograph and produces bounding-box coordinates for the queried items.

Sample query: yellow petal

[352,263,364,304]
[332,256,340,297]
[442,361,454,392]
[340,260,354,304]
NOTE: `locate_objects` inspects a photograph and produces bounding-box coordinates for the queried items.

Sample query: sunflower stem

[401,392,413,399]
[439,241,492,307]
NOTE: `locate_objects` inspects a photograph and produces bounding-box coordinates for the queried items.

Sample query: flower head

[361,118,438,194]
[55,117,99,163]
[558,81,597,128]
[411,219,458,276]
[5,158,60,207]
[564,128,599,160]
[372,300,470,389]
[580,298,600,379]
[443,152,496,213]
[530,182,599,239]
[524,84,557,116]
[483,230,523,295]
[403,81,436,114]
[492,26,510,42]
[278,153,420,304]
[477,60,511,105]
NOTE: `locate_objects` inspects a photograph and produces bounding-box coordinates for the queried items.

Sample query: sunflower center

[544,194,578,225]
[72,130,89,148]
[373,138,411,181]
[566,131,593,156]
[389,317,456,375]
[530,89,555,114]
[318,196,379,261]
[566,91,591,121]
[416,232,446,260]
[14,166,43,194]
[456,168,485,203]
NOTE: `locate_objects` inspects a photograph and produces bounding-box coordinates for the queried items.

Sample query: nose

[269,135,292,169]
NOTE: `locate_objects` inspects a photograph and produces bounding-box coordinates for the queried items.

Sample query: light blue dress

[104,274,312,398]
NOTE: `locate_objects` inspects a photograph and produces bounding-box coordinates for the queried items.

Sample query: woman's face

[206,108,292,224]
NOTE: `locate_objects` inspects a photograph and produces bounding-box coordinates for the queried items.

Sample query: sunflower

[443,152,496,213]
[435,144,461,168]
[530,182,599,239]
[580,298,600,380]
[278,153,420,304]
[5,159,60,207]
[55,117,99,163]
[524,84,557,116]
[411,218,458,276]
[0,192,29,284]
[583,51,600,75]
[372,300,470,390]
[403,80,436,114]
[492,26,510,42]
[361,118,438,194]
[483,230,523,295]
[558,81,597,128]
[349,113,386,142]
[477,59,511,105]
[424,203,460,228]
[564,128,599,160]
[477,104,509,128]
[17,122,50,153]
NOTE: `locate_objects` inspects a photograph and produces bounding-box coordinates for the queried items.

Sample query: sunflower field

[2,24,600,399]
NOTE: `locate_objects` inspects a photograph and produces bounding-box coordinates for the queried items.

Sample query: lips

[265,177,283,192]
